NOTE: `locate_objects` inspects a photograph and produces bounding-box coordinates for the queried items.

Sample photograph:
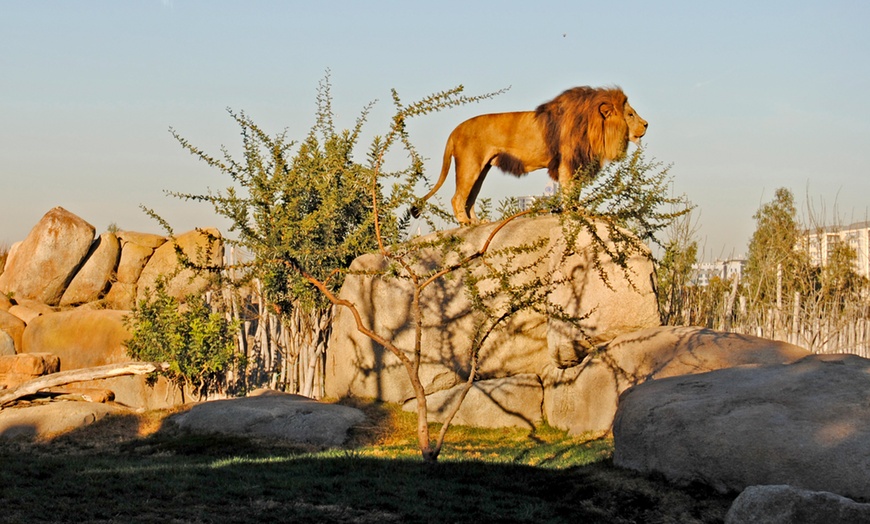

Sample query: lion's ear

[599,102,614,119]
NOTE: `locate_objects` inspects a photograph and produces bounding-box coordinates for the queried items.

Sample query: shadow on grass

[0,402,734,524]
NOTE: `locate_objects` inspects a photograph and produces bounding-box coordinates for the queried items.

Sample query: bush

[124,279,239,399]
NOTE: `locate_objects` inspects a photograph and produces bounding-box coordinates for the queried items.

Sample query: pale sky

[2,1,868,260]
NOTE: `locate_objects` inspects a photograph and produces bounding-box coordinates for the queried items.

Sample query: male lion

[411,86,648,225]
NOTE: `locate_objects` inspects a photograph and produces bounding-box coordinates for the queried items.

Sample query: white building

[805,221,870,278]
[692,258,746,286]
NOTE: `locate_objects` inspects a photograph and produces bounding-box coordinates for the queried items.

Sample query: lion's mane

[535,86,630,182]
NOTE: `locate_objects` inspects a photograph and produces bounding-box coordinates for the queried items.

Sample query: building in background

[692,258,746,286]
[805,221,870,278]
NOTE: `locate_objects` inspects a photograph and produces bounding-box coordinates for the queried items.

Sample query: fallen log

[0,361,165,408]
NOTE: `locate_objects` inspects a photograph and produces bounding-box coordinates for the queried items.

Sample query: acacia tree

[165,77,688,462]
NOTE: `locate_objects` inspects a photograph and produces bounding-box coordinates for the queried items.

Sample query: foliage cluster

[124,279,239,399]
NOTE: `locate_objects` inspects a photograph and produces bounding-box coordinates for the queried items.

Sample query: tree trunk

[0,362,163,408]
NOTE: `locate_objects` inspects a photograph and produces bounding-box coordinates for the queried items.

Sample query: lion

[411,86,648,225]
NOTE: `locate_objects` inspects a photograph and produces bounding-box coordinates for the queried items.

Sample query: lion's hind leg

[452,161,491,225]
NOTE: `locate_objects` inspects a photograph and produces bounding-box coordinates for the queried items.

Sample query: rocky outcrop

[325,215,660,404]
[103,232,163,310]
[0,208,223,412]
[613,353,870,500]
[169,389,366,447]
[725,485,870,524]
[543,326,809,435]
[137,227,223,302]
[0,207,95,305]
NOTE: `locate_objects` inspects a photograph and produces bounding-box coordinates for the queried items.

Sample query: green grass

[0,401,734,523]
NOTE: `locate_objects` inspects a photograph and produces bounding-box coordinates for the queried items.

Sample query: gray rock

[403,374,543,429]
[543,326,809,435]
[725,485,870,524]
[613,354,870,500]
[170,390,366,447]
[326,215,659,403]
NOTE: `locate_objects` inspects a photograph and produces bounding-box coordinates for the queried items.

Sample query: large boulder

[613,353,870,500]
[169,389,366,447]
[21,309,131,370]
[0,207,95,305]
[543,326,809,435]
[725,485,870,524]
[402,374,543,429]
[59,232,120,306]
[326,215,659,403]
[137,228,223,302]
[0,402,126,439]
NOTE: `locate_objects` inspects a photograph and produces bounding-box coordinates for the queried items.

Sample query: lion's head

[536,87,647,181]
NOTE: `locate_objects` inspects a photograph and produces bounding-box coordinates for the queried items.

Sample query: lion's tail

[410,134,454,218]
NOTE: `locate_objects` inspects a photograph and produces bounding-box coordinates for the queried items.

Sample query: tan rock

[13,298,55,315]
[60,232,120,306]
[103,282,138,311]
[543,326,810,435]
[0,291,12,311]
[76,374,184,410]
[103,238,157,310]
[116,231,166,250]
[0,353,60,388]
[325,215,658,403]
[137,228,223,302]
[7,304,42,324]
[169,390,366,447]
[115,241,155,284]
[0,310,25,353]
[726,485,870,524]
[21,309,131,370]
[0,352,59,375]
[0,207,95,305]
[0,330,14,357]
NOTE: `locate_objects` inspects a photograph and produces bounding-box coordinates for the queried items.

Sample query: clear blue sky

[2,1,868,259]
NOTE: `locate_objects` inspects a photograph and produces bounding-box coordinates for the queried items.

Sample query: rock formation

[326,215,660,404]
[613,353,870,500]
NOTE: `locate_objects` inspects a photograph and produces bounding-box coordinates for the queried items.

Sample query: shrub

[124,279,239,399]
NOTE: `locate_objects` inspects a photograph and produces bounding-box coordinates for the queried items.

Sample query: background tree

[743,187,812,308]
[655,209,699,325]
